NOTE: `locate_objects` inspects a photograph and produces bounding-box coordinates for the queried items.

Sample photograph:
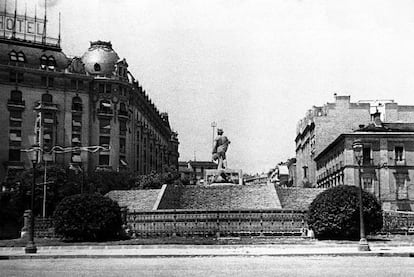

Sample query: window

[362,177,374,193]
[72,114,82,133]
[99,100,112,114]
[10,90,22,102]
[40,55,48,70]
[17,52,26,62]
[43,112,54,124]
[99,136,110,147]
[303,166,308,178]
[48,77,54,87]
[9,71,23,83]
[42,94,53,103]
[395,146,404,161]
[99,154,109,165]
[98,84,105,94]
[9,51,17,61]
[120,138,126,153]
[119,103,128,117]
[47,56,56,70]
[8,149,20,162]
[395,174,408,200]
[78,81,84,90]
[362,146,372,165]
[70,79,77,90]
[94,63,101,71]
[99,119,111,134]
[105,84,111,94]
[119,120,127,136]
[72,134,81,146]
[9,110,22,127]
[41,76,47,86]
[72,97,82,111]
[9,130,22,147]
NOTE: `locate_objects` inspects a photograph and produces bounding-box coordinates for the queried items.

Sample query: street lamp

[211,121,217,152]
[352,139,370,251]
[24,134,38,254]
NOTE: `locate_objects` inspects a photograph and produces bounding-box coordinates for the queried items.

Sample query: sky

[5,0,414,173]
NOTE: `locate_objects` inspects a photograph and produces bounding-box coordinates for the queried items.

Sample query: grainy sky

[6,0,414,173]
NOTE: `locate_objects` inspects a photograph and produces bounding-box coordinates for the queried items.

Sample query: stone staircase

[275,187,325,210]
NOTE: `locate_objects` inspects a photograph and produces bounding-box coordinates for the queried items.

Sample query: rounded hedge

[307,185,383,239]
[53,193,123,241]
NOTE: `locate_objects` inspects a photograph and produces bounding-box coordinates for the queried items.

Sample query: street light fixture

[24,134,38,254]
[352,139,371,251]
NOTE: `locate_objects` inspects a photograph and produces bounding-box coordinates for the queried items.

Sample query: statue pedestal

[205,169,243,185]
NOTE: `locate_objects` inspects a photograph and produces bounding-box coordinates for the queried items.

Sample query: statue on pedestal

[212,128,231,170]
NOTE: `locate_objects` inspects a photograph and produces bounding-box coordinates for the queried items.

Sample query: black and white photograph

[0,0,414,276]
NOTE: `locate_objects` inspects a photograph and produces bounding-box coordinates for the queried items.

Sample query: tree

[307,185,383,239]
[53,194,123,241]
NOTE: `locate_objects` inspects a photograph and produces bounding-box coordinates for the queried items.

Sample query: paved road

[1,256,413,277]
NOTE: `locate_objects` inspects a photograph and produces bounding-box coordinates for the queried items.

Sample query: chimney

[372,111,382,127]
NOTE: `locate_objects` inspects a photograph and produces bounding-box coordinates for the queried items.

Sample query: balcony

[118,110,129,119]
[34,101,59,111]
[7,99,25,110]
[394,159,406,166]
[97,108,113,117]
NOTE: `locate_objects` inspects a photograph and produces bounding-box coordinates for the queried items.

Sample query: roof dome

[81,41,119,76]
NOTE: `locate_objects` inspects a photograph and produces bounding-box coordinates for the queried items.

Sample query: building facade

[295,94,414,187]
[179,160,217,185]
[0,11,179,182]
[314,121,414,211]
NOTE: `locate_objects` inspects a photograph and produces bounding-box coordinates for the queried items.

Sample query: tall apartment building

[0,10,179,182]
[295,94,414,187]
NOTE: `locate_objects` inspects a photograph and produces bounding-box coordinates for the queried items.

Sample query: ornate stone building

[295,94,414,187]
[0,11,179,182]
[314,120,414,211]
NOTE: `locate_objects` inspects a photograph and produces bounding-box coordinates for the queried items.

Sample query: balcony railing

[34,101,59,111]
[394,159,406,166]
[97,108,113,117]
[7,99,26,109]
[118,110,129,119]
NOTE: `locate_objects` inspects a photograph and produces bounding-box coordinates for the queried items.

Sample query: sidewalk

[1,243,414,259]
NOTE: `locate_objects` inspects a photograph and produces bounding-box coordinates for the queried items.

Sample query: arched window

[99,100,112,114]
[10,90,22,102]
[9,51,17,61]
[119,102,128,117]
[40,55,48,70]
[17,52,26,62]
[42,93,53,103]
[47,56,56,70]
[72,96,82,111]
[94,63,101,71]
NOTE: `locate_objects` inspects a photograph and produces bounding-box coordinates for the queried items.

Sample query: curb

[1,252,413,260]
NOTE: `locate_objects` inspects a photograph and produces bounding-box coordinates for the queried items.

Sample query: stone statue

[212,128,231,170]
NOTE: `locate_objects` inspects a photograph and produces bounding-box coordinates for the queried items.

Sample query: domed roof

[81,41,119,76]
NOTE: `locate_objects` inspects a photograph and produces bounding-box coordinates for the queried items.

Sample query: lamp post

[211,121,217,151]
[352,139,370,251]
[24,134,38,254]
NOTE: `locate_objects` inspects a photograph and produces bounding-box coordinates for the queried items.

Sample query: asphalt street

[1,256,413,277]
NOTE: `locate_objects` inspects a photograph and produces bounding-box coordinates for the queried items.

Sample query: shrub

[53,194,123,241]
[307,185,383,239]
